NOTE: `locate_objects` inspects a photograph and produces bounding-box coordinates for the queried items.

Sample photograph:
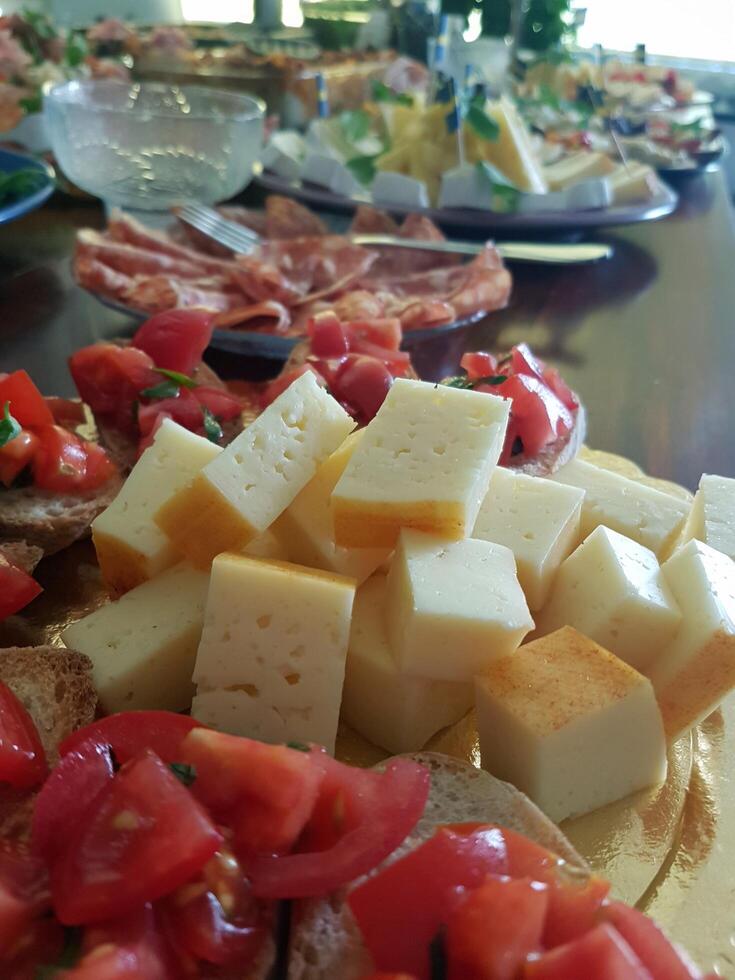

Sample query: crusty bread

[288,753,586,980]
[0,540,43,574]
[514,403,587,478]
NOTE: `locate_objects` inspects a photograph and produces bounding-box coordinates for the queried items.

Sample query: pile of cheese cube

[63,371,735,824]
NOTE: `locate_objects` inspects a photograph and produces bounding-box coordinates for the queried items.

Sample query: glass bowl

[45,79,265,212]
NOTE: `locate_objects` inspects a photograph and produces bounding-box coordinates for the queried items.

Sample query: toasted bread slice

[0,540,44,574]
[288,753,586,979]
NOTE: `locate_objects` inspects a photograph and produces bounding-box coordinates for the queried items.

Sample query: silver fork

[176,202,613,265]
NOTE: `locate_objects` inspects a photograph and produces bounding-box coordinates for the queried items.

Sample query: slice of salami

[265,194,329,238]
[76,229,212,279]
[107,209,230,275]
[214,300,292,333]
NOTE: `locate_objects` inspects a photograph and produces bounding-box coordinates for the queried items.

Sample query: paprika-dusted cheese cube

[192,553,356,752]
[154,372,355,567]
[535,526,682,673]
[272,431,390,585]
[472,467,584,610]
[549,458,689,559]
[385,530,533,682]
[341,574,473,754]
[92,419,221,595]
[648,540,735,740]
[331,379,510,548]
[681,473,735,562]
[475,626,667,822]
[61,563,210,714]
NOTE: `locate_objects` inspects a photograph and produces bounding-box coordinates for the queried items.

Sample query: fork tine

[177,203,261,254]
[181,204,261,244]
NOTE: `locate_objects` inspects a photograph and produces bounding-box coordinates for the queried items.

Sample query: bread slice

[0,540,44,574]
[288,752,586,980]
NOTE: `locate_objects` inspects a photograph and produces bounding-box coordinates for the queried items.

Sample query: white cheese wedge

[472,467,584,610]
[543,151,616,191]
[438,164,494,212]
[332,378,510,548]
[681,473,735,562]
[385,530,533,682]
[517,178,612,214]
[467,96,548,194]
[155,372,355,567]
[61,563,210,714]
[648,540,735,740]
[341,574,473,754]
[299,153,363,197]
[549,458,689,559]
[261,131,307,181]
[272,431,390,585]
[535,526,682,673]
[371,172,430,210]
[92,419,222,596]
[192,553,356,752]
[606,162,659,205]
[475,626,667,822]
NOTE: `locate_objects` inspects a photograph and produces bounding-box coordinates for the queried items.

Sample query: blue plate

[0,148,55,224]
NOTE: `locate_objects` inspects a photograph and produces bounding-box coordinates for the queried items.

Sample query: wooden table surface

[0,172,733,492]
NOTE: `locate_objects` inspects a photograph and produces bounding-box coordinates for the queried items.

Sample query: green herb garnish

[346,154,379,185]
[463,93,500,142]
[170,762,197,787]
[64,31,88,68]
[371,80,413,107]
[202,407,223,444]
[286,740,311,752]
[339,109,371,144]
[19,92,42,115]
[443,374,508,390]
[154,368,198,389]
[140,379,181,400]
[34,926,83,978]
[476,161,520,213]
[0,402,21,448]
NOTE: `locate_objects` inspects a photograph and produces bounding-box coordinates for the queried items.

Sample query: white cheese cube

[385,530,533,682]
[681,474,735,562]
[341,575,473,753]
[438,164,493,212]
[371,172,430,210]
[61,563,210,714]
[92,419,222,595]
[300,153,363,197]
[549,458,689,559]
[155,372,355,567]
[606,162,659,204]
[272,431,390,585]
[192,553,356,752]
[262,131,307,181]
[472,467,584,610]
[475,626,667,822]
[332,379,509,548]
[648,540,735,740]
[242,528,290,561]
[543,151,616,190]
[535,526,682,673]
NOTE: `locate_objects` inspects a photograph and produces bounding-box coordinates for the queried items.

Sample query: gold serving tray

[1,449,731,974]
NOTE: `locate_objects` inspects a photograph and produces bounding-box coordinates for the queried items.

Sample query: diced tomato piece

[68,905,177,980]
[498,415,524,467]
[60,711,205,767]
[510,343,546,382]
[307,311,350,357]
[495,375,573,458]
[69,344,159,428]
[0,680,46,789]
[446,877,549,980]
[601,902,702,980]
[137,389,203,436]
[460,352,498,380]
[346,318,402,352]
[131,309,215,376]
[0,371,53,428]
[81,441,118,490]
[334,355,394,422]
[363,975,419,980]
[31,425,88,492]
[136,411,172,457]
[250,756,429,899]
[0,840,51,951]
[307,355,347,390]
[261,364,326,407]
[51,750,222,924]
[0,428,38,487]
[179,729,321,857]
[31,740,114,862]
[542,366,579,412]
[345,338,412,376]
[524,923,652,980]
[192,385,243,421]
[349,824,509,978]
[0,555,42,621]
[161,848,266,967]
[44,396,87,426]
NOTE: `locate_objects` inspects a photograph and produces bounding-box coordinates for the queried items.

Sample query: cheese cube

[385,530,533,682]
[543,151,616,190]
[332,379,510,548]
[192,554,355,752]
[535,526,682,673]
[472,468,584,610]
[681,474,735,562]
[154,372,355,567]
[475,626,667,822]
[341,575,473,753]
[61,563,210,714]
[272,431,390,585]
[243,528,290,561]
[648,540,735,740]
[549,458,689,559]
[92,419,222,595]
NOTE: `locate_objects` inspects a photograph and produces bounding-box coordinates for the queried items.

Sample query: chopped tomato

[1,915,64,977]
[179,729,322,857]
[31,740,114,862]
[44,396,87,426]
[69,344,158,428]
[0,428,38,487]
[131,309,215,376]
[51,750,222,925]
[249,756,429,899]
[136,411,172,457]
[601,902,702,980]
[524,923,652,979]
[137,389,203,436]
[460,352,498,380]
[347,318,402,351]
[68,905,177,980]
[334,355,394,422]
[510,343,546,382]
[161,849,265,967]
[0,680,46,789]
[192,386,243,421]
[82,441,118,489]
[345,338,411,376]
[446,877,549,980]
[349,824,509,978]
[494,375,573,458]
[541,366,579,412]
[0,840,51,950]
[60,711,204,767]
[363,975,419,980]
[0,371,53,428]
[307,311,349,357]
[31,425,88,492]
[261,365,326,407]
[0,555,42,621]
